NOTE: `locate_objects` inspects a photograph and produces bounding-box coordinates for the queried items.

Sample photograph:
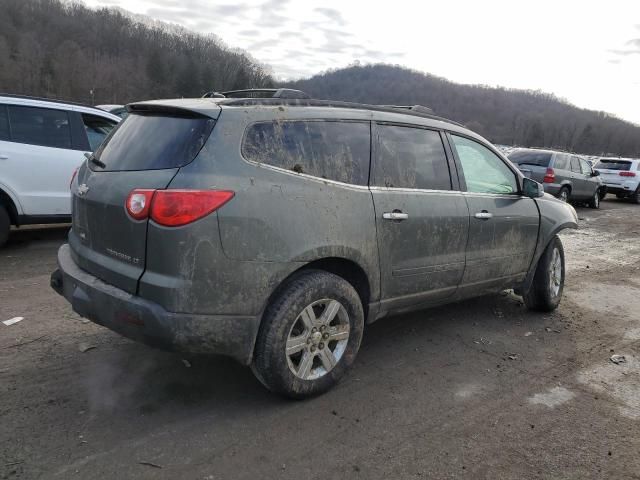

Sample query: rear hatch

[508,151,552,182]
[594,159,633,186]
[69,104,219,293]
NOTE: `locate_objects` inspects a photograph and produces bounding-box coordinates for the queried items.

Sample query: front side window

[579,159,592,175]
[8,105,71,149]
[243,120,370,185]
[451,135,518,194]
[570,156,581,173]
[373,125,451,190]
[82,114,117,151]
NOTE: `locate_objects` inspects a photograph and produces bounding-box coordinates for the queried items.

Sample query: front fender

[520,195,578,292]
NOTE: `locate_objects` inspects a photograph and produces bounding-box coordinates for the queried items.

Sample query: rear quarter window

[94,113,215,171]
[242,120,370,186]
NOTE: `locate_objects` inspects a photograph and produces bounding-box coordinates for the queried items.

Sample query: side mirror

[523,177,544,198]
[591,170,600,177]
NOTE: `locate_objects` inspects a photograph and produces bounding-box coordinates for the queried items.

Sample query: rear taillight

[70,168,79,189]
[126,189,155,220]
[543,167,555,183]
[125,189,234,226]
[619,171,636,177]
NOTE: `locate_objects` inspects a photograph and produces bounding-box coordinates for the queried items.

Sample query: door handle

[474,211,493,220]
[383,211,409,221]
[0,155,8,160]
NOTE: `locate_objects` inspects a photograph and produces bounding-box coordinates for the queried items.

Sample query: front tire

[0,206,10,248]
[523,236,565,312]
[588,189,600,209]
[252,270,364,399]
[558,187,570,203]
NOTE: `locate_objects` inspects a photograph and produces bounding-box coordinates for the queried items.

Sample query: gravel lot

[1,198,639,479]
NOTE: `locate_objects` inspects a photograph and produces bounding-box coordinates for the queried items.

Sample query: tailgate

[68,105,219,294]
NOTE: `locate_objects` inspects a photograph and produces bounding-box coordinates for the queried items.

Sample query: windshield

[595,160,631,171]
[508,151,552,167]
[93,113,215,171]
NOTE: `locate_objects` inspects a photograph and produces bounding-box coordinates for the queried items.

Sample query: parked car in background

[594,158,640,204]
[96,104,128,119]
[0,94,120,247]
[52,94,578,398]
[508,148,603,208]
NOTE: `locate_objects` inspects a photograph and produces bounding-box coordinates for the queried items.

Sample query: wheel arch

[0,187,19,226]
[261,257,372,325]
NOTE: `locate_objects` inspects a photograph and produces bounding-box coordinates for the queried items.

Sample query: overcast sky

[81,0,640,125]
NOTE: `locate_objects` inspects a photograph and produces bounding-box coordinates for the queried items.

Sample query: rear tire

[0,206,10,248]
[588,189,600,209]
[616,193,626,199]
[558,187,570,203]
[632,187,640,205]
[252,270,364,399]
[523,236,565,312]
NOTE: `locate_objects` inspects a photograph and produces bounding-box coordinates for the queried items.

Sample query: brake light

[126,189,155,220]
[619,171,636,177]
[543,168,555,183]
[125,189,234,226]
[70,168,79,189]
[151,190,234,227]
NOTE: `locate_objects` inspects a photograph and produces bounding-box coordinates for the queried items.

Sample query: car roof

[128,97,484,140]
[0,94,121,122]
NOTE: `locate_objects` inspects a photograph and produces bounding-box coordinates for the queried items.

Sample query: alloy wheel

[285,299,350,380]
[548,248,562,297]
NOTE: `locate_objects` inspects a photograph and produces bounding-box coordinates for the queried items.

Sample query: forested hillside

[0,0,273,104]
[287,64,640,156]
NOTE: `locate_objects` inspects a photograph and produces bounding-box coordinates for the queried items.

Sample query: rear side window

[243,120,370,185]
[82,114,117,151]
[373,125,451,190]
[595,160,631,171]
[553,154,570,170]
[8,105,71,149]
[508,151,552,167]
[94,113,215,171]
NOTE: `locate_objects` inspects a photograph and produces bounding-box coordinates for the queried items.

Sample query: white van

[0,94,120,246]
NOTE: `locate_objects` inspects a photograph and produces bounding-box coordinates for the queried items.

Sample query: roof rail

[0,92,97,109]
[380,105,434,115]
[202,88,310,100]
[220,98,464,127]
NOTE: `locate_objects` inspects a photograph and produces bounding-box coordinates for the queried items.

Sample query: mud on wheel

[252,270,364,399]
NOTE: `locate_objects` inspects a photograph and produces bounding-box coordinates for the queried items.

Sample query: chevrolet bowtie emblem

[77,184,89,196]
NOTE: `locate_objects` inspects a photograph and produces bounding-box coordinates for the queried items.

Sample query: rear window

[242,120,370,185]
[508,151,552,167]
[93,113,215,171]
[595,160,631,171]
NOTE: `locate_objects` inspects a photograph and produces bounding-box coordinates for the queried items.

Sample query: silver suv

[51,96,578,398]
[508,148,604,208]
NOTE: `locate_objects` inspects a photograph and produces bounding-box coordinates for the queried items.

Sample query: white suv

[0,95,120,246]
[594,157,640,204]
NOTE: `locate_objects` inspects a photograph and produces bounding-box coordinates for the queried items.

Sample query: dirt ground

[1,198,639,480]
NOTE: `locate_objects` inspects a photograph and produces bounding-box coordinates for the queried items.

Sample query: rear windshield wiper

[84,152,106,169]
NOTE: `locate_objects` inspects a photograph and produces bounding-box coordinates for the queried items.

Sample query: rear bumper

[542,184,561,196]
[51,244,260,364]
[603,184,637,196]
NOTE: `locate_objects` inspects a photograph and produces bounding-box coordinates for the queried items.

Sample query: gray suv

[508,148,604,208]
[51,97,578,398]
